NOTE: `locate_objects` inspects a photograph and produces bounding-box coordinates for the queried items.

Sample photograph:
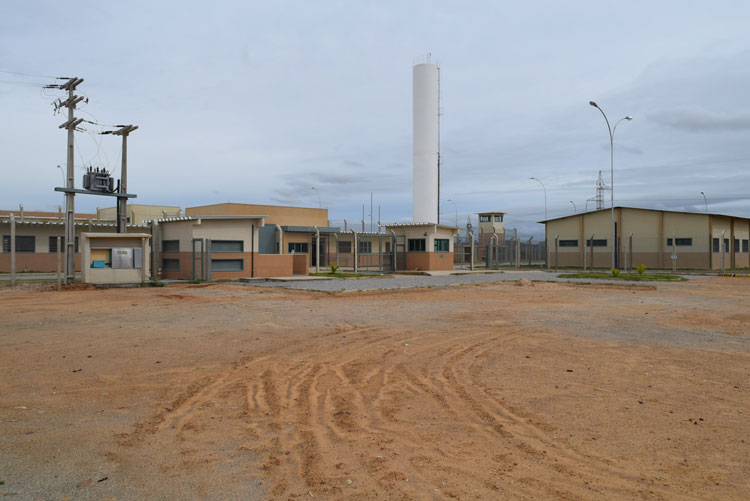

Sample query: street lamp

[570,200,577,214]
[310,186,321,208]
[529,177,547,220]
[589,100,632,268]
[446,199,458,227]
[56,164,65,186]
[700,191,708,213]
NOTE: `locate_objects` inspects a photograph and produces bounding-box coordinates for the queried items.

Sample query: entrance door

[192,238,205,280]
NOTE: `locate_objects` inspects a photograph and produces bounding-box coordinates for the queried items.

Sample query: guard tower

[477,211,506,259]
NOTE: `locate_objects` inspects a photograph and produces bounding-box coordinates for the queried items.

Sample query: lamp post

[310,186,321,208]
[446,199,458,227]
[589,101,632,269]
[56,164,65,186]
[529,177,547,220]
[570,200,577,214]
[700,191,708,213]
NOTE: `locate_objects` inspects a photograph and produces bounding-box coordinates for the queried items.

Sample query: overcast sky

[1,1,749,237]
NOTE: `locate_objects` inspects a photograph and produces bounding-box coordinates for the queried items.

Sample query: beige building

[542,207,750,270]
[477,211,506,260]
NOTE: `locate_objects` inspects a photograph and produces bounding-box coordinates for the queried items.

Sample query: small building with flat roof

[540,207,750,270]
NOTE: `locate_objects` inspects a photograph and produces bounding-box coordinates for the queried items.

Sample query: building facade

[542,207,750,270]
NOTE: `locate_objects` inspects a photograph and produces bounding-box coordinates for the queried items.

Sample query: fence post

[333,232,339,267]
[352,229,358,274]
[390,230,397,272]
[314,226,320,274]
[10,213,16,286]
[721,229,726,274]
[469,231,474,271]
[628,233,633,274]
[56,236,62,290]
[527,236,534,266]
[589,233,595,271]
[206,239,212,282]
[554,235,559,270]
[672,231,677,272]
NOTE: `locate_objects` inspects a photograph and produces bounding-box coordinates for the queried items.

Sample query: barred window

[559,240,578,247]
[162,258,180,271]
[3,235,35,253]
[666,238,692,247]
[212,240,243,252]
[288,242,308,253]
[358,241,372,254]
[434,238,449,252]
[338,241,351,253]
[408,238,426,252]
[211,259,243,271]
[586,239,607,247]
[162,240,179,252]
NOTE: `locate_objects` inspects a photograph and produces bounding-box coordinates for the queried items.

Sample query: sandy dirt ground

[1,277,749,500]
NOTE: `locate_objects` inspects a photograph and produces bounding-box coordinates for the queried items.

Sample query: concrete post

[390,230,397,272]
[527,236,534,267]
[333,233,340,267]
[275,225,283,254]
[590,233,595,271]
[583,234,587,272]
[554,235,559,270]
[469,230,475,271]
[351,230,358,274]
[314,226,320,274]
[721,229,726,274]
[141,236,148,286]
[206,239,213,282]
[10,213,16,286]
[672,231,677,272]
[56,236,62,291]
[516,234,521,269]
[628,233,634,274]
[378,233,383,272]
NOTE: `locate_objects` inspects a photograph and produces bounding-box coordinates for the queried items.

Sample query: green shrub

[610,268,620,277]
[329,264,340,273]
[636,264,647,276]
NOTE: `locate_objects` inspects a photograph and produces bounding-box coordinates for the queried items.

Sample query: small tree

[636,264,647,276]
[329,263,340,274]
[610,268,620,278]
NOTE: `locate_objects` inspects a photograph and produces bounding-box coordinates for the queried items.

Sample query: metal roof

[281,225,340,233]
[537,206,750,224]
[0,218,148,228]
[150,215,268,224]
[384,222,458,230]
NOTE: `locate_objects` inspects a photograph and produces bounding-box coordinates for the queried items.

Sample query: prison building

[0,208,149,273]
[541,207,750,270]
[154,215,298,280]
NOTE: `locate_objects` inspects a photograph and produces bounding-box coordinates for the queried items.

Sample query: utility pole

[52,77,84,284]
[105,125,138,232]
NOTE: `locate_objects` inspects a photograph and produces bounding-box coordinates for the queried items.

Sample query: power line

[0,70,57,79]
[0,79,47,87]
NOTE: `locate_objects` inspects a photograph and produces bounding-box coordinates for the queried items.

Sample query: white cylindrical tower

[413,60,439,223]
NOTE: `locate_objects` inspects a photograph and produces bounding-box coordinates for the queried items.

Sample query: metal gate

[192,238,206,281]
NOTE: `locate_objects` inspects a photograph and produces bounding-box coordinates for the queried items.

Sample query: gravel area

[243,270,709,292]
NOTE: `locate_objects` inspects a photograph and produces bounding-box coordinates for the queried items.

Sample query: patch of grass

[150,279,166,287]
[187,279,203,284]
[558,272,686,282]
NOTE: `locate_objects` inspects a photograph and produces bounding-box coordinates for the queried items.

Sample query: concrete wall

[292,254,308,275]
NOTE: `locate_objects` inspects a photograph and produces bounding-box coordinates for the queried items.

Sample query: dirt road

[1,278,748,499]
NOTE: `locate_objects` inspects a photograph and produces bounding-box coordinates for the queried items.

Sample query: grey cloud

[648,107,750,132]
